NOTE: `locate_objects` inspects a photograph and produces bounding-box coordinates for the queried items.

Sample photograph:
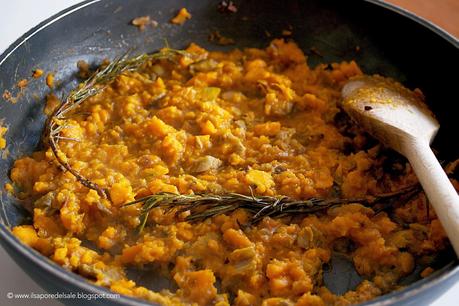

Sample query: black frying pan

[0,0,458,305]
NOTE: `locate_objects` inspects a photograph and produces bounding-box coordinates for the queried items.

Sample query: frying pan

[0,0,458,305]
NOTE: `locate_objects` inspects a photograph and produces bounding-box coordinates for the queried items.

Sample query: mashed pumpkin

[10,39,450,305]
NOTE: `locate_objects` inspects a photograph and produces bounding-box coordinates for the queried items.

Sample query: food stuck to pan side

[10,39,454,305]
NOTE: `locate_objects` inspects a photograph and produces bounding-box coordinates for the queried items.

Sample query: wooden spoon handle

[404,140,459,255]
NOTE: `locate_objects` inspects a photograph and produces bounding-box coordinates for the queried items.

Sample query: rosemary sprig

[46,49,190,199]
[123,184,421,233]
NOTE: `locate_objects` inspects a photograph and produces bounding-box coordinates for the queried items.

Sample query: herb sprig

[123,184,421,232]
[46,49,190,198]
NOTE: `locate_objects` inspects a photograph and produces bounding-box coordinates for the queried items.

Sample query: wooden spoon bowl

[342,75,459,255]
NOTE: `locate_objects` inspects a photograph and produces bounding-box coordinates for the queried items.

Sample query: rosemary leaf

[46,48,191,199]
[123,184,421,232]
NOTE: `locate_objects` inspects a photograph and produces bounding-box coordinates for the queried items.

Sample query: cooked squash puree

[11,39,449,305]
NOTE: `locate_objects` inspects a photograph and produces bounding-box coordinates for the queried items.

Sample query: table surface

[387,0,459,38]
[0,1,457,305]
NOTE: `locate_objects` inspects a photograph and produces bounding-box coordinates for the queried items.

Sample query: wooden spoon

[342,75,459,255]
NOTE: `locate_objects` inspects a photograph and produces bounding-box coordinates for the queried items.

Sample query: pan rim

[0,0,458,305]
[366,0,458,48]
